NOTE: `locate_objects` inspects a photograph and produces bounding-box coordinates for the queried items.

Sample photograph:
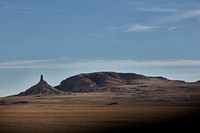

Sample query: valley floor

[0,93,200,133]
[0,105,199,133]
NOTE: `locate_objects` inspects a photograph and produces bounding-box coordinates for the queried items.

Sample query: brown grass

[0,92,200,133]
[0,105,199,133]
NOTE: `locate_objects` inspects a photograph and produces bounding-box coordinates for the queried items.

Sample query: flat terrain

[0,105,199,133]
[1,92,200,106]
[0,93,200,133]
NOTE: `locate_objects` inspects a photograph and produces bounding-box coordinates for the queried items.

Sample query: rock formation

[18,75,63,95]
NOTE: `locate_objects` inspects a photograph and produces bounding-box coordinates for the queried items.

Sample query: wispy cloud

[108,2,200,33]
[110,24,158,32]
[158,9,200,23]
[124,24,158,32]
[139,7,180,13]
[130,3,200,31]
[1,59,200,69]
[0,1,31,14]
[168,26,178,31]
[0,60,55,69]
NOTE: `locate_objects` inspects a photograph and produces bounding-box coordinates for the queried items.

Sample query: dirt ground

[0,104,199,133]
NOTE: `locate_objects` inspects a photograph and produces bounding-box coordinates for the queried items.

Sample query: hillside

[55,72,200,93]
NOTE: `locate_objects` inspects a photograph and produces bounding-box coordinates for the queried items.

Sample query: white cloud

[139,7,180,13]
[109,6,200,33]
[0,1,32,14]
[158,9,200,23]
[168,26,178,31]
[137,6,200,30]
[124,24,157,32]
[109,24,158,32]
[0,60,55,69]
[1,59,200,69]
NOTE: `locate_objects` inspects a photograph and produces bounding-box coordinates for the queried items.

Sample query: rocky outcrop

[18,75,63,95]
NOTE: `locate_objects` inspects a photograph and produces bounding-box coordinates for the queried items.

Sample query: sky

[0,0,200,96]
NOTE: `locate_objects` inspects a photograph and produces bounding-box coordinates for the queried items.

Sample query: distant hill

[55,72,200,93]
[18,75,63,95]
[18,72,200,96]
[55,72,145,92]
[6,72,200,106]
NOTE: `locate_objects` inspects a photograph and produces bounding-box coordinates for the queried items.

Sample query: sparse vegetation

[0,104,199,133]
[11,101,28,105]
[106,102,118,105]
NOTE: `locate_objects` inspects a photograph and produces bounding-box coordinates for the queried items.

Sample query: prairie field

[0,93,200,133]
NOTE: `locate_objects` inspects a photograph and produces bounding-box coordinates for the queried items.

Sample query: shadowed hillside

[55,72,200,93]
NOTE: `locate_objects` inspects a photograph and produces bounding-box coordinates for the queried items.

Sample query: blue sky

[0,0,200,96]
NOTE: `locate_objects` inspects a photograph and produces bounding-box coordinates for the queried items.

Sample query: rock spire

[40,74,44,82]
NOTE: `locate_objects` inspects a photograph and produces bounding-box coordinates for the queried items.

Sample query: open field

[0,105,199,133]
[0,93,200,133]
[1,92,200,106]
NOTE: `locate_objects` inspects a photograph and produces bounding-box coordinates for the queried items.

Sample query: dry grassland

[0,93,200,133]
[0,105,199,133]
